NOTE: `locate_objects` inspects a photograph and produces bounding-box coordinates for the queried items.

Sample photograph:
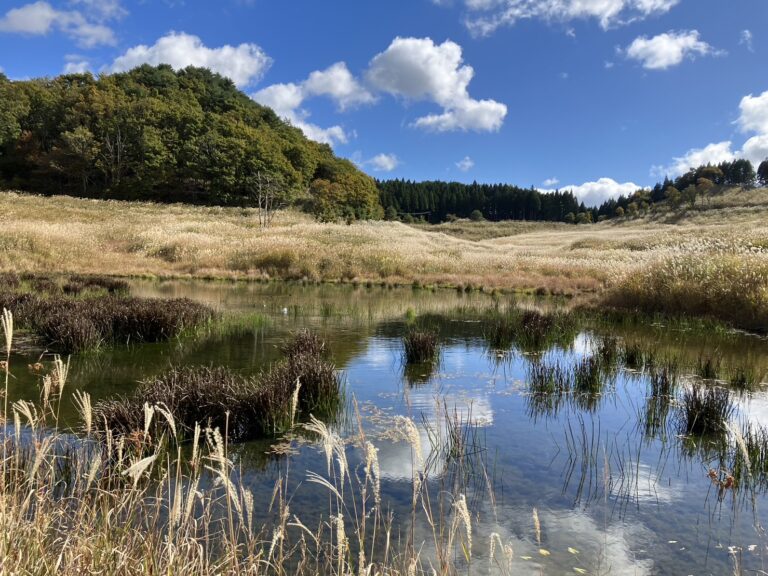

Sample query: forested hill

[0,65,382,220]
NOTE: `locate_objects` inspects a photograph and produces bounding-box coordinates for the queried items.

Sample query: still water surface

[7,280,768,575]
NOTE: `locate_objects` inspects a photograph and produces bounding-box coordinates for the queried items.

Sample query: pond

[6,279,768,575]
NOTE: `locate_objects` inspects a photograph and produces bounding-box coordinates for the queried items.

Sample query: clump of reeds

[486,308,577,352]
[403,329,439,364]
[642,362,678,439]
[63,274,130,295]
[729,367,760,392]
[573,356,602,395]
[93,331,342,442]
[620,342,645,370]
[528,360,569,396]
[0,285,214,353]
[526,360,571,418]
[678,385,735,436]
[604,253,768,332]
[650,361,678,398]
[697,353,722,380]
[594,335,620,371]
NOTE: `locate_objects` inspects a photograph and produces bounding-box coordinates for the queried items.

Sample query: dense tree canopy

[377,179,580,223]
[0,65,382,220]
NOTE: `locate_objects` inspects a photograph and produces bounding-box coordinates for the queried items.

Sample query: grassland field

[2,187,768,329]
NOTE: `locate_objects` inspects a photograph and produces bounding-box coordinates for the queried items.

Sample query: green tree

[57,126,99,195]
[615,206,625,218]
[469,209,483,221]
[665,186,682,209]
[682,184,698,208]
[576,211,592,224]
[696,177,715,204]
[758,159,768,188]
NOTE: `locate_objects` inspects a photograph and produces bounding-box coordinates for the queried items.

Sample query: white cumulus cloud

[543,177,560,187]
[652,141,736,178]
[543,178,645,207]
[0,1,118,47]
[625,30,718,70]
[252,61,372,146]
[111,32,272,88]
[368,153,400,172]
[456,156,475,172]
[303,62,375,111]
[254,37,507,143]
[367,37,507,132]
[738,91,768,135]
[653,89,768,178]
[63,54,90,74]
[454,0,679,36]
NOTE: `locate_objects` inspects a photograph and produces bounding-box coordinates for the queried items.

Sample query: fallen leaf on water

[568,547,580,555]
[521,556,532,560]
[574,569,587,574]
[668,540,678,544]
[539,549,551,556]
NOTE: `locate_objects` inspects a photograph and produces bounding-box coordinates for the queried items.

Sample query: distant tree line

[378,157,768,226]
[377,179,582,223]
[595,158,768,220]
[0,66,382,221]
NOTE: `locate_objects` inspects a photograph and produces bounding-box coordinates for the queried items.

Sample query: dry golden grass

[1,189,768,304]
[411,219,566,241]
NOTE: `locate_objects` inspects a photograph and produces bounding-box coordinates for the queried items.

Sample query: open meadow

[3,188,768,329]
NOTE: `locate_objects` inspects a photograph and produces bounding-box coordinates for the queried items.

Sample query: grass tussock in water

[93,330,342,442]
[403,329,439,364]
[486,308,577,352]
[697,353,722,380]
[0,273,213,353]
[678,385,735,436]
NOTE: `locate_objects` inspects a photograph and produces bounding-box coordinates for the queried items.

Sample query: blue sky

[1,0,767,205]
